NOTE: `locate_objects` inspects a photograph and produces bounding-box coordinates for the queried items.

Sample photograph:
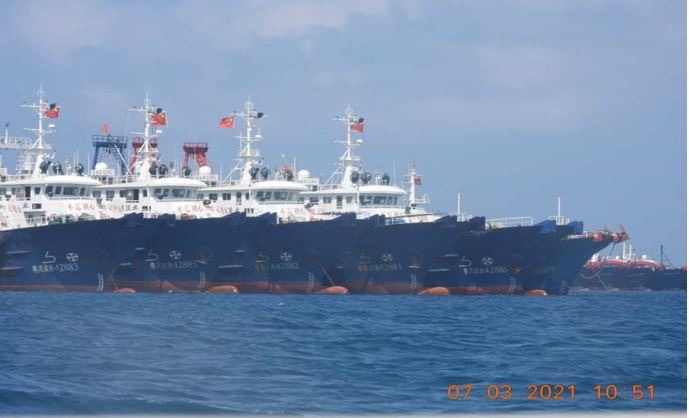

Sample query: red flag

[101,123,110,135]
[350,122,364,133]
[150,112,167,126]
[218,116,235,128]
[413,175,421,186]
[44,103,60,118]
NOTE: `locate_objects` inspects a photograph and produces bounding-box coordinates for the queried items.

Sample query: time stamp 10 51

[446,384,656,401]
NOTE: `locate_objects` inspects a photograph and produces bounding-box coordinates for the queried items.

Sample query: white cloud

[12,0,117,60]
[477,45,567,90]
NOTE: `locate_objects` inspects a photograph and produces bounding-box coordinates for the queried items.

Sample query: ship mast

[327,106,363,187]
[19,85,56,176]
[226,98,264,184]
[129,93,162,180]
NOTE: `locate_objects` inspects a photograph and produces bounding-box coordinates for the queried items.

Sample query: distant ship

[573,242,687,291]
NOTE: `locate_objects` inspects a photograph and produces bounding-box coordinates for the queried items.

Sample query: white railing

[486,216,534,228]
[0,136,52,150]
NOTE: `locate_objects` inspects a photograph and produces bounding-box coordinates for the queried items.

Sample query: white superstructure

[92,95,218,219]
[198,99,311,222]
[301,106,436,222]
[0,87,109,229]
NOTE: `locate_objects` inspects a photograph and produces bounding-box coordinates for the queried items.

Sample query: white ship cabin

[90,95,218,219]
[1,169,105,225]
[92,166,213,219]
[197,99,311,222]
[0,87,108,228]
[301,174,408,219]
[301,106,436,222]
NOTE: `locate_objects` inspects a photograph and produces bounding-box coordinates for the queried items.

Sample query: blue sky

[0,0,686,263]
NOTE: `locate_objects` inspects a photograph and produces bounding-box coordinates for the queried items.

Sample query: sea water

[0,291,685,414]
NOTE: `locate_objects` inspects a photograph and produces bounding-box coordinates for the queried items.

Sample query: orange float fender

[317,286,349,295]
[417,287,450,296]
[207,285,239,293]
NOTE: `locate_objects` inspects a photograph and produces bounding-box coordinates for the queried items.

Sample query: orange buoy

[207,285,239,293]
[525,289,547,296]
[417,287,450,296]
[115,288,136,293]
[317,285,349,295]
[462,287,486,295]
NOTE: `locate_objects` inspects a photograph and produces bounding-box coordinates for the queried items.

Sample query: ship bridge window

[142,189,148,197]
[309,197,319,203]
[119,190,127,198]
[346,196,353,204]
[359,195,372,206]
[373,196,387,205]
[154,188,170,199]
[274,191,288,201]
[207,192,218,201]
[93,191,101,198]
[264,191,272,200]
[106,190,114,200]
[62,186,80,196]
[54,186,62,195]
[222,193,231,201]
[256,191,264,201]
[79,188,86,196]
[45,186,53,195]
[323,196,332,204]
[34,187,41,195]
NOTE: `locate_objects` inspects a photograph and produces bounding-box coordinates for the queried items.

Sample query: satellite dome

[95,162,108,170]
[297,169,310,180]
[198,166,212,175]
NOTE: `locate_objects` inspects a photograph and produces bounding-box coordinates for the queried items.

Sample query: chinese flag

[150,112,167,126]
[101,123,110,135]
[218,116,235,128]
[350,122,364,133]
[44,103,60,118]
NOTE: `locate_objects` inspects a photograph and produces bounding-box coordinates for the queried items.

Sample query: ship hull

[113,212,269,292]
[0,214,163,291]
[574,266,687,291]
[214,214,368,294]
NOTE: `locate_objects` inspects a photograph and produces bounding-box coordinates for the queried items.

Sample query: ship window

[222,193,231,201]
[359,195,372,206]
[374,196,386,205]
[256,191,264,200]
[323,196,332,204]
[346,196,353,204]
[236,192,242,202]
[92,191,101,198]
[197,194,203,200]
[393,197,398,205]
[309,197,319,203]
[142,190,148,197]
[54,186,62,195]
[34,187,41,195]
[79,188,86,196]
[264,191,272,200]
[119,190,127,198]
[106,190,114,200]
[245,193,249,200]
[172,189,187,198]
[274,191,288,201]
[45,186,53,195]
[208,193,218,201]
